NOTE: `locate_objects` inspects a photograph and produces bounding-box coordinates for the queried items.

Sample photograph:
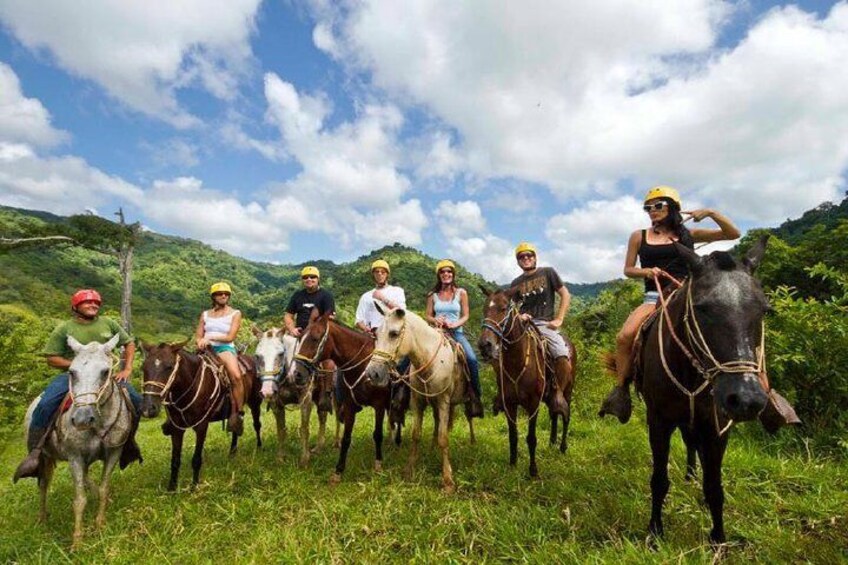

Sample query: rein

[481,303,547,424]
[144,352,226,431]
[371,318,454,398]
[68,353,121,411]
[654,272,766,435]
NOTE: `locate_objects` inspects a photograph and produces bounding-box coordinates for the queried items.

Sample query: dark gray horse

[22,334,132,549]
[639,236,770,545]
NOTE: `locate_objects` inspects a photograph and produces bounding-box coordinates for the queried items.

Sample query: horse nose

[71,406,96,428]
[717,374,768,421]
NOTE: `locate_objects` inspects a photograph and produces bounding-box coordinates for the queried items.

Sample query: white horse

[252,326,335,466]
[21,334,132,549]
[362,306,469,493]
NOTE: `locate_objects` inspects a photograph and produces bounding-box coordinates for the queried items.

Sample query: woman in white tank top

[195,282,245,435]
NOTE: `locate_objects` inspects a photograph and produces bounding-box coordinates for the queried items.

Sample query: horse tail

[602,351,617,377]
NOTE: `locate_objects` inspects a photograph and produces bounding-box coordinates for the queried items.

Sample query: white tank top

[203,309,239,345]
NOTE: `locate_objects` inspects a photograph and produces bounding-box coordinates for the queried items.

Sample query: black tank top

[638,229,694,292]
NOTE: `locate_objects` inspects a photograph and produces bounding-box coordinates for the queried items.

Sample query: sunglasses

[438,269,454,275]
[302,275,318,280]
[212,292,230,297]
[517,252,535,260]
[643,201,669,212]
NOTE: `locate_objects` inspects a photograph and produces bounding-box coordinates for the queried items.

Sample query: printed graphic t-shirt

[510,267,564,321]
[286,288,335,330]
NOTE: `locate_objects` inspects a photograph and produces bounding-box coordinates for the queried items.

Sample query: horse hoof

[96,516,106,530]
[403,468,414,481]
[329,473,342,485]
[38,512,48,524]
[298,458,309,469]
[442,483,456,494]
[374,461,383,473]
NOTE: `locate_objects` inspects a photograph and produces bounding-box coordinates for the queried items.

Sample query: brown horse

[289,313,395,484]
[478,288,577,477]
[140,343,262,491]
[637,237,770,544]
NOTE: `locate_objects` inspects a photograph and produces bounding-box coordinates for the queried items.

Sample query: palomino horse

[638,237,770,544]
[478,288,577,478]
[21,334,132,549]
[252,326,335,466]
[140,343,262,490]
[363,306,472,493]
[290,313,393,483]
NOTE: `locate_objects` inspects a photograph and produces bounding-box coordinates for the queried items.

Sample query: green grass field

[1,367,846,564]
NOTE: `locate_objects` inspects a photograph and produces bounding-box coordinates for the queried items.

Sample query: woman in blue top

[195,282,245,435]
[425,260,484,418]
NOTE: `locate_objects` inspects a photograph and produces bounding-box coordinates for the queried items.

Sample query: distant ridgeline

[0,206,603,342]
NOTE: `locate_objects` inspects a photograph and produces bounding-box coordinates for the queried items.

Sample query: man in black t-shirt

[510,242,572,418]
[285,266,335,336]
[284,266,336,410]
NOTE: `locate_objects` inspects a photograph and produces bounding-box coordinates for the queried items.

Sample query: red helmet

[71,289,102,309]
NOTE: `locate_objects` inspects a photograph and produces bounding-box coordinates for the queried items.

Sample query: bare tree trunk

[119,244,133,334]
[113,208,138,334]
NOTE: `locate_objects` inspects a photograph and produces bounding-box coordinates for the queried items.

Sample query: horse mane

[329,318,366,335]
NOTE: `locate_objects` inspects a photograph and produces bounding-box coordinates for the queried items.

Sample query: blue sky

[1,1,846,282]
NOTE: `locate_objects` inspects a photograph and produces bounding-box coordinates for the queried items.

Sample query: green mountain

[0,207,500,341]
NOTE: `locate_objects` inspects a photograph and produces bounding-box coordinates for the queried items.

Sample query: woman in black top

[599,185,740,423]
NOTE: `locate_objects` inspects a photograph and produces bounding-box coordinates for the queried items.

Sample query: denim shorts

[211,343,237,355]
[643,291,660,305]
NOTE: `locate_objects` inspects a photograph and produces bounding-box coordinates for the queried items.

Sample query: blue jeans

[31,373,142,430]
[450,330,481,397]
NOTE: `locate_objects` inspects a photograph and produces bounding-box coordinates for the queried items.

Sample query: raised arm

[685,208,741,243]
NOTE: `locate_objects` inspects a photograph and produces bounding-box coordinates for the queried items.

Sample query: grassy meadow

[0,363,845,564]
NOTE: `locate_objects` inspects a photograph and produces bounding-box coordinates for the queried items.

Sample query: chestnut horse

[140,343,262,490]
[638,237,770,544]
[289,313,393,483]
[478,288,576,478]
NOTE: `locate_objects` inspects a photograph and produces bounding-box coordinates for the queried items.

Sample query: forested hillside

[2,197,847,448]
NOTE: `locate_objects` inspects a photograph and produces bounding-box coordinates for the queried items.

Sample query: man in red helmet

[14,289,143,481]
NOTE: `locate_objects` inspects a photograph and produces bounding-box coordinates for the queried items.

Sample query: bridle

[480,299,547,423]
[69,353,120,412]
[654,271,766,434]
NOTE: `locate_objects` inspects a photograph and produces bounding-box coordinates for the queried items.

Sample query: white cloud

[312,1,848,224]
[141,177,289,256]
[0,142,144,215]
[0,62,67,147]
[0,0,261,127]
[433,200,515,282]
[259,72,427,248]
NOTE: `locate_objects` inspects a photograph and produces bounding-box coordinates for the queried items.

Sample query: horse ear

[504,287,521,303]
[140,340,152,353]
[103,333,121,352]
[67,335,84,353]
[374,301,386,316]
[308,307,320,324]
[674,242,704,276]
[742,234,769,274]
[478,284,492,297]
[395,308,406,318]
[170,340,188,352]
[251,324,263,338]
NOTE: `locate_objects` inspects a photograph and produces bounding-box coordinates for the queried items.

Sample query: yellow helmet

[210,282,232,295]
[300,266,320,278]
[435,259,456,274]
[514,242,537,257]
[371,259,390,273]
[644,185,681,206]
